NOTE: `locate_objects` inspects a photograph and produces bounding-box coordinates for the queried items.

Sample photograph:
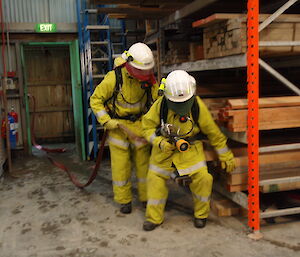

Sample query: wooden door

[24,46,74,143]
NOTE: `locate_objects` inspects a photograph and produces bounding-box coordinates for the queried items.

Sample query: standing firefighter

[90,42,158,214]
[142,70,235,231]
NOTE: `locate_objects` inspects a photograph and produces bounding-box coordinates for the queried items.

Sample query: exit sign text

[35,23,57,33]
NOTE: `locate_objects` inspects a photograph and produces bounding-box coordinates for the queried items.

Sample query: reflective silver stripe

[95,110,108,119]
[133,140,148,148]
[137,178,147,183]
[113,180,129,187]
[147,198,167,205]
[149,164,170,177]
[170,172,177,179]
[193,193,211,203]
[149,132,157,143]
[116,100,142,109]
[177,161,207,176]
[108,136,130,148]
[216,146,230,155]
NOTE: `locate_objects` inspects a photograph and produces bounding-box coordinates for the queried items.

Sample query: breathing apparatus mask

[157,71,198,152]
[157,118,194,152]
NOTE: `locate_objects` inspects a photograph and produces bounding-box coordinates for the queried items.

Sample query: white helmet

[163,70,196,102]
[121,42,154,70]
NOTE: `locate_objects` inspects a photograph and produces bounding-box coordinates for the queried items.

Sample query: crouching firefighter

[141,70,236,231]
[90,42,159,214]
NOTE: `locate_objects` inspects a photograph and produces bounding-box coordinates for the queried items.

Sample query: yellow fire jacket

[90,66,159,125]
[142,96,232,164]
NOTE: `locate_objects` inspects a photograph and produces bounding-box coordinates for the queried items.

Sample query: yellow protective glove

[104,119,119,130]
[159,139,176,154]
[219,150,236,173]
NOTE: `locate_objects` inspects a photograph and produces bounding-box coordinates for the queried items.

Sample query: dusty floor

[0,145,299,257]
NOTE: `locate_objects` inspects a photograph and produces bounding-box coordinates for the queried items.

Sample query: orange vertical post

[247,0,260,232]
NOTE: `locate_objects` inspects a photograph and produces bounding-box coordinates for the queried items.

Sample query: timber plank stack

[200,96,300,194]
[211,193,242,217]
[192,13,300,59]
[212,96,300,193]
[204,142,300,193]
[202,98,228,120]
[218,96,300,132]
[221,161,300,193]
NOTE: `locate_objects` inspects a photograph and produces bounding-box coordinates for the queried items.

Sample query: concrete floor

[1,145,299,257]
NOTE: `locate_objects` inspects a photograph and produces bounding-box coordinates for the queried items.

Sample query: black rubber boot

[143,221,160,231]
[194,218,207,228]
[120,202,132,214]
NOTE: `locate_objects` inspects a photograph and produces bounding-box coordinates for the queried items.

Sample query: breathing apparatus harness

[104,58,154,122]
[157,79,207,186]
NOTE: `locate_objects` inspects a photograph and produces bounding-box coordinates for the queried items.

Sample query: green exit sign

[35,23,57,33]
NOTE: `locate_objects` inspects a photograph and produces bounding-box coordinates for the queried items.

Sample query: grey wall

[3,0,77,23]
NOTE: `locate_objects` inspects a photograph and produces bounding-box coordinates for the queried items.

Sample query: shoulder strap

[103,66,123,118]
[114,66,123,93]
[111,66,123,117]
[160,96,168,124]
[191,96,200,125]
[145,87,153,112]
[192,96,207,139]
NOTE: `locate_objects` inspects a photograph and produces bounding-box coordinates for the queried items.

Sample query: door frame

[20,41,86,160]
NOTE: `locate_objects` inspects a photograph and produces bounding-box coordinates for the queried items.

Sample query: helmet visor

[125,62,153,81]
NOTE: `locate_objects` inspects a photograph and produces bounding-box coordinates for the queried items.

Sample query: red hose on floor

[28,94,108,188]
[28,94,67,153]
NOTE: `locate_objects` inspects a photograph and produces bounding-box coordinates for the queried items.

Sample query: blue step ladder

[76,0,126,160]
[111,19,127,60]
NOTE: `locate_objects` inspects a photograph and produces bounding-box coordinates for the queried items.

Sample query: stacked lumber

[164,41,190,65]
[218,96,300,132]
[192,13,300,59]
[220,161,300,193]
[202,98,227,120]
[204,141,300,193]
[211,193,241,217]
[164,41,213,63]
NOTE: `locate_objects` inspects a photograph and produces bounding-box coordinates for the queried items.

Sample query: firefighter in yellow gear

[142,70,235,231]
[90,42,159,214]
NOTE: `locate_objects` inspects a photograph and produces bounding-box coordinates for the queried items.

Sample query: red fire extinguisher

[9,106,18,141]
[1,112,17,149]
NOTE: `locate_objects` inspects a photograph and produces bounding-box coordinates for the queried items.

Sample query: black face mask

[166,96,195,116]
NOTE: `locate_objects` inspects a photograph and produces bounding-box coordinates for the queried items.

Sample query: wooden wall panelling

[25,46,74,142]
